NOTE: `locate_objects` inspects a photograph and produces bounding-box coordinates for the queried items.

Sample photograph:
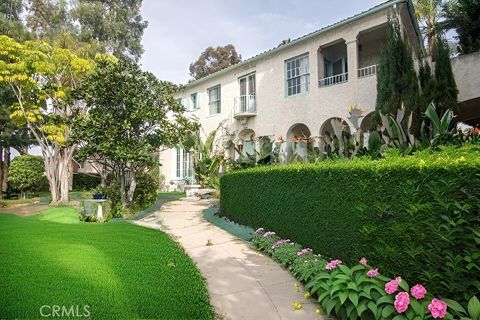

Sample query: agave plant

[379,104,416,152]
[421,102,455,146]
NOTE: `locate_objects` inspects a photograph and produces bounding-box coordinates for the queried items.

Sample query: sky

[140,0,384,84]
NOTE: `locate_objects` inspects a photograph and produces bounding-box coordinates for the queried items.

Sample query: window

[176,148,193,179]
[190,93,199,110]
[285,54,309,96]
[208,85,221,115]
[176,148,181,178]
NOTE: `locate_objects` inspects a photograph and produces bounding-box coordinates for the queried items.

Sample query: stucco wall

[160,3,421,187]
[451,52,480,103]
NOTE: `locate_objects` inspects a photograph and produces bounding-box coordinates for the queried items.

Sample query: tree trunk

[44,153,60,205]
[58,147,74,205]
[0,146,3,199]
[2,148,10,194]
[119,167,127,207]
[126,170,137,209]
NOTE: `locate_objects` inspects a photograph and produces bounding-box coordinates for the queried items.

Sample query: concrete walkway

[135,198,325,320]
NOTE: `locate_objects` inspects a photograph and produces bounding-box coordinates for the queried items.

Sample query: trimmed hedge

[72,173,101,191]
[220,145,480,301]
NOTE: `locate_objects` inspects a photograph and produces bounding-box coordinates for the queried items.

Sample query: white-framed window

[176,148,193,179]
[285,54,309,96]
[208,85,221,115]
[190,93,199,110]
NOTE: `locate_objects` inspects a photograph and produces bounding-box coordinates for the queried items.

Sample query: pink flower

[367,268,379,277]
[411,284,427,300]
[325,259,342,271]
[255,228,265,235]
[385,278,400,294]
[263,231,275,238]
[428,299,448,319]
[394,292,410,313]
[359,257,368,266]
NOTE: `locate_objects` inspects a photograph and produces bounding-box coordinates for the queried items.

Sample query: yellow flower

[292,301,303,310]
[304,291,311,298]
[316,307,321,314]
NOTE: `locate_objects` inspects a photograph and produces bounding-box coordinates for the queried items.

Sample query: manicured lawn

[0,207,214,319]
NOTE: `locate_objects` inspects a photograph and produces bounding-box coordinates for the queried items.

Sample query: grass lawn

[0,206,214,319]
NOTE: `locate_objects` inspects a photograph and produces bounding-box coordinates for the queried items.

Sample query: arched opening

[319,117,351,155]
[236,128,256,160]
[286,123,311,141]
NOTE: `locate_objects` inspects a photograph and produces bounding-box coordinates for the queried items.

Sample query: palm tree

[413,0,444,56]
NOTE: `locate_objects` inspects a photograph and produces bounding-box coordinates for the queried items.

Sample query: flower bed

[252,228,480,320]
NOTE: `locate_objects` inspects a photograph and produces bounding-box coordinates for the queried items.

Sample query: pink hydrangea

[271,239,291,249]
[297,248,313,256]
[263,231,275,238]
[325,259,342,271]
[359,257,368,266]
[367,268,379,277]
[394,292,410,313]
[428,299,448,319]
[410,284,427,300]
[385,278,400,294]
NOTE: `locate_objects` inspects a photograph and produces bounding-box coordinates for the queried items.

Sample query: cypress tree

[376,17,421,125]
[433,36,459,115]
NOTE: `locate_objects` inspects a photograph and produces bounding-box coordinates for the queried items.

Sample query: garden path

[135,198,325,320]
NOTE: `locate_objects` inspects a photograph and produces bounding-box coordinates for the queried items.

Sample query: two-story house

[160,0,423,189]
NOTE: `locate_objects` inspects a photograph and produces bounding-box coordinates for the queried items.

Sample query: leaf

[444,298,467,314]
[338,264,352,276]
[392,315,408,320]
[398,279,410,292]
[410,299,425,316]
[347,282,358,292]
[349,291,359,307]
[377,295,394,305]
[317,291,330,304]
[324,298,337,315]
[468,296,480,320]
[382,305,396,319]
[368,301,378,319]
[338,291,349,305]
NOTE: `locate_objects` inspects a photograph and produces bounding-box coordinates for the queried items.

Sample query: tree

[0,0,33,198]
[376,18,421,128]
[432,36,459,114]
[8,155,44,198]
[71,0,148,61]
[413,0,444,56]
[443,0,480,54]
[0,35,94,205]
[25,0,148,61]
[73,59,197,210]
[189,45,242,80]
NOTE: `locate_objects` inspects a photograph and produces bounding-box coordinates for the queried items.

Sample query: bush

[8,155,45,197]
[251,229,480,320]
[72,173,101,191]
[220,144,480,304]
[103,171,158,217]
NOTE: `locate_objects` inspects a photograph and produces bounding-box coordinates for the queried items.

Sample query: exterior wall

[159,3,421,189]
[451,52,480,103]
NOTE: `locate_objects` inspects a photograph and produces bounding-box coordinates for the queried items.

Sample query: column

[346,38,359,81]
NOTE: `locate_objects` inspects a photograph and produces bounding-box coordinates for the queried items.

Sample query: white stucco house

[158,0,479,190]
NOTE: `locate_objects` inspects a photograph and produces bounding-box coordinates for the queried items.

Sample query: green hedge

[72,173,101,191]
[220,145,480,301]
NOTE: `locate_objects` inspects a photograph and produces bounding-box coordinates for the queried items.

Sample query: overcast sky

[140,0,384,84]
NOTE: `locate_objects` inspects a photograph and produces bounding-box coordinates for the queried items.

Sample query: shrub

[220,144,480,304]
[103,171,158,216]
[72,173,101,191]
[252,229,480,320]
[8,155,45,197]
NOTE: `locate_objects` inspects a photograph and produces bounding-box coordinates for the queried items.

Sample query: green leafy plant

[421,102,455,146]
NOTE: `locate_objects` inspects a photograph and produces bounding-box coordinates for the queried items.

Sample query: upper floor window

[285,54,309,96]
[208,85,221,115]
[190,93,199,110]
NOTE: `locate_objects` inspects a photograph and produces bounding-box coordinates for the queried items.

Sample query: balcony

[358,64,378,78]
[318,72,348,87]
[234,94,257,119]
